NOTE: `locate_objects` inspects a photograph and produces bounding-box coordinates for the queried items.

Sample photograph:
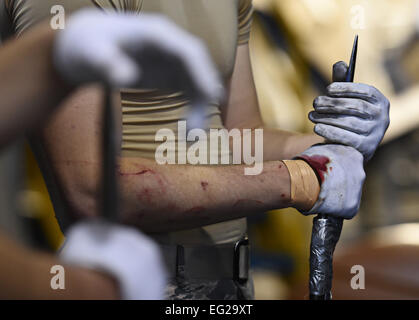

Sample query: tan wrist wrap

[282,160,320,212]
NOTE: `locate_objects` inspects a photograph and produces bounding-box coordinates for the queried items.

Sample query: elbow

[57,164,101,221]
[63,182,99,221]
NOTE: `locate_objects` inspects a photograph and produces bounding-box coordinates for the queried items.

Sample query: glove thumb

[332,61,349,82]
[105,52,142,88]
[92,43,141,87]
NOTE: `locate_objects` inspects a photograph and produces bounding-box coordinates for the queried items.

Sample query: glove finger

[314,123,364,152]
[313,96,380,119]
[86,43,141,87]
[127,16,223,103]
[327,82,386,104]
[174,40,223,103]
[309,111,373,135]
[332,61,349,82]
[144,20,223,103]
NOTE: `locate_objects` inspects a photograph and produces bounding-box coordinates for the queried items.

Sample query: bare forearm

[0,23,72,147]
[117,157,292,233]
[261,128,324,161]
[0,232,118,299]
[225,125,323,161]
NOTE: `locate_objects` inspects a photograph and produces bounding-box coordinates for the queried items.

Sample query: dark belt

[160,238,250,282]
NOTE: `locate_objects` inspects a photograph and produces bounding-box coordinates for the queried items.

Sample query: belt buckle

[234,237,250,284]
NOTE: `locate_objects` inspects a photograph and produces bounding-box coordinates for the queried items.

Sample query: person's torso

[6,0,249,245]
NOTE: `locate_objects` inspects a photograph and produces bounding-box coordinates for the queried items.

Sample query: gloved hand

[53,9,222,104]
[309,61,390,161]
[59,220,167,300]
[297,144,365,219]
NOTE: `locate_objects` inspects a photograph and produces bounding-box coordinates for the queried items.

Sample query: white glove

[297,144,366,219]
[54,9,223,104]
[309,61,390,161]
[59,220,167,300]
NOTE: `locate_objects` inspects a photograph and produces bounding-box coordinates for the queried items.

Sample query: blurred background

[2,0,419,299]
[247,0,419,299]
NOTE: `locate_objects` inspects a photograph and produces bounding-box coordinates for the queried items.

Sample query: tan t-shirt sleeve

[238,0,254,45]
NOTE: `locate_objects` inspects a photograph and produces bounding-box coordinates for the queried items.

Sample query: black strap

[163,239,250,281]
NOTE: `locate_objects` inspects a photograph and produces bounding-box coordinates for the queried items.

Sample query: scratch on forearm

[200,181,209,191]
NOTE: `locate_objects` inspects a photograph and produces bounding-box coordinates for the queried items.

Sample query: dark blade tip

[345,35,359,82]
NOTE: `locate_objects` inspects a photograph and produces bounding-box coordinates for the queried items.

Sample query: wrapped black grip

[309,214,343,300]
[308,35,357,300]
